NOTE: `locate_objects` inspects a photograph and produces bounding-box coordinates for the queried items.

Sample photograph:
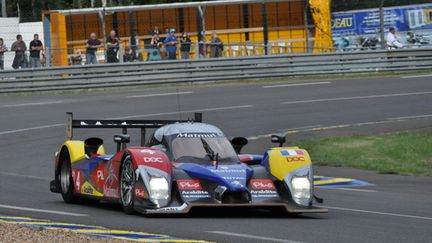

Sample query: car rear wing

[66,112,202,146]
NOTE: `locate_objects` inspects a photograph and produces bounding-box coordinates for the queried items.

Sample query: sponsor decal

[103,163,119,198]
[91,164,105,190]
[181,190,210,198]
[177,179,202,190]
[177,133,218,138]
[143,157,163,163]
[154,203,188,212]
[141,149,156,155]
[251,189,279,198]
[210,169,245,173]
[80,182,102,197]
[250,179,276,190]
[280,149,304,156]
[72,169,82,193]
[135,188,146,198]
[286,156,306,163]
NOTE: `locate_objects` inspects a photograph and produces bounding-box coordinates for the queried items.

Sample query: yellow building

[43,0,332,66]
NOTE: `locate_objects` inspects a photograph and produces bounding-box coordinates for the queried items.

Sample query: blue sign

[332,4,432,37]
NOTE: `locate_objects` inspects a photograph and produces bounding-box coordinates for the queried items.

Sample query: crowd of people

[74,26,225,65]
[0,33,44,70]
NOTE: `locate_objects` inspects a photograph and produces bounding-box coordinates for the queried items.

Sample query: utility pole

[380,0,386,49]
[1,0,7,17]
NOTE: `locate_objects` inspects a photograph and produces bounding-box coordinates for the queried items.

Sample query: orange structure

[43,0,333,66]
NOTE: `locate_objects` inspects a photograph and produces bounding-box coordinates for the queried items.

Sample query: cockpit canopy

[151,123,239,164]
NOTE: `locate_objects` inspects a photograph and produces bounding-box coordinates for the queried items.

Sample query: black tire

[120,156,136,214]
[59,149,80,203]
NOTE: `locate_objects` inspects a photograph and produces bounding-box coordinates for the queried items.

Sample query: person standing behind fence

[180,32,191,60]
[86,33,102,64]
[107,30,120,63]
[29,34,43,68]
[11,34,27,69]
[210,32,223,58]
[164,28,178,60]
[386,27,403,49]
[0,38,7,70]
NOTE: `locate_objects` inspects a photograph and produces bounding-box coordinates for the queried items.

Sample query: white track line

[262,81,331,89]
[0,172,50,181]
[126,91,193,98]
[318,187,377,193]
[0,204,88,217]
[0,101,64,108]
[401,74,432,79]
[207,231,305,243]
[111,105,254,119]
[388,114,432,120]
[323,206,432,221]
[0,123,64,136]
[281,91,432,105]
[0,105,253,136]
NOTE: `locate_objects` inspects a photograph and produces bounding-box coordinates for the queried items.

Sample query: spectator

[386,27,403,49]
[199,36,207,58]
[0,38,7,70]
[210,32,223,58]
[180,32,192,60]
[152,26,161,36]
[11,34,27,69]
[86,32,102,64]
[123,47,136,62]
[29,33,43,68]
[147,33,162,61]
[164,28,178,60]
[130,30,139,60]
[107,30,120,63]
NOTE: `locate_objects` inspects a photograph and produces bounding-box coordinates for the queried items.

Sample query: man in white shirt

[386,27,403,49]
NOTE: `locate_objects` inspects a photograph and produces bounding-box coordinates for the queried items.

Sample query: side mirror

[231,137,248,154]
[114,134,130,152]
[271,133,286,147]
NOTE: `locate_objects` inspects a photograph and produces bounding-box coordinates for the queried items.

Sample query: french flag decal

[280,150,304,156]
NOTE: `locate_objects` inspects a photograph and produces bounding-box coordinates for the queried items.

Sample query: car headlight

[149,177,169,200]
[291,176,312,206]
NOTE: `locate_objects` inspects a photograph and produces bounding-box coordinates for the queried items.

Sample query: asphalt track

[1,74,432,243]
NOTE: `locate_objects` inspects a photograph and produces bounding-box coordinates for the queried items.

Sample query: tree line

[2,0,432,22]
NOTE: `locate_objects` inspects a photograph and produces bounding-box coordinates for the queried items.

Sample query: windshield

[170,137,239,163]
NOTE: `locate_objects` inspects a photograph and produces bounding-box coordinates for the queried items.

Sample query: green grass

[298,132,432,176]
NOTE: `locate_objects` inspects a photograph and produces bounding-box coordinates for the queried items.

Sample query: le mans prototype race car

[50,113,327,215]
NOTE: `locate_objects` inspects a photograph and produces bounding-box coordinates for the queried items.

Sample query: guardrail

[1,48,432,93]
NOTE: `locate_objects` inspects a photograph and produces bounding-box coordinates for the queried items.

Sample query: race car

[50,112,327,215]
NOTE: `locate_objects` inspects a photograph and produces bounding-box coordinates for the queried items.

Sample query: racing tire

[120,156,136,214]
[59,149,80,203]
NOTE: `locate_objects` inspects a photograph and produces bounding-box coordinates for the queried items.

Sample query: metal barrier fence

[0,48,431,93]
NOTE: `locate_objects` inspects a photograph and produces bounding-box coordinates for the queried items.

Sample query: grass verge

[298,132,432,176]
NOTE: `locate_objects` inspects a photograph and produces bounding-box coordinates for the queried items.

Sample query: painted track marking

[0,105,253,136]
[0,123,64,136]
[401,74,432,79]
[207,231,304,243]
[0,101,64,108]
[126,91,194,98]
[111,105,254,119]
[0,215,209,242]
[281,91,432,105]
[318,187,377,193]
[0,204,88,217]
[262,81,331,89]
[0,172,50,181]
[388,114,432,120]
[324,206,432,221]
[207,231,305,243]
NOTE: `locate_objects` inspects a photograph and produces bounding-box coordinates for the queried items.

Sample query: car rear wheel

[120,156,135,214]
[60,149,80,203]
